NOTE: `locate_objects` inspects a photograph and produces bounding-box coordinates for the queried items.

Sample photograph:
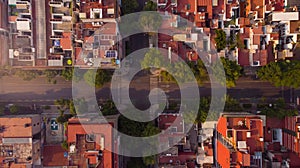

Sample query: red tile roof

[43,145,68,167]
[67,119,113,168]
[61,32,72,50]
[159,151,196,166]
[251,0,265,18]
[177,0,196,14]
[253,49,268,66]
[216,114,264,167]
[253,26,264,34]
[0,117,33,138]
[9,16,17,22]
[158,114,184,132]
[238,49,250,66]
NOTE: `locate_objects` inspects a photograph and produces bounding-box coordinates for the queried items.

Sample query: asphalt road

[0,75,297,107]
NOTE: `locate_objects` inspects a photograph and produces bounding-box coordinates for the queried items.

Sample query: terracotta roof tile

[9,16,17,22]
[61,32,72,50]
[251,0,265,18]
[238,49,250,66]
[67,120,113,168]
[177,0,196,13]
[43,145,68,167]
[0,117,33,138]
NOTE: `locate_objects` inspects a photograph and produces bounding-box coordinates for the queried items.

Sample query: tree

[15,70,39,81]
[212,57,242,88]
[139,12,162,35]
[143,155,157,167]
[141,123,159,167]
[141,48,166,70]
[184,95,242,124]
[260,98,298,119]
[236,33,245,49]
[118,115,147,137]
[56,114,73,124]
[143,1,157,11]
[257,60,300,97]
[100,100,119,116]
[141,49,196,83]
[189,60,208,86]
[61,67,82,82]
[9,105,19,114]
[54,98,70,112]
[84,69,111,89]
[121,0,139,14]
[73,98,88,115]
[214,29,226,51]
[142,123,160,137]
[0,106,5,115]
[127,158,147,168]
[43,70,59,83]
[61,140,68,150]
[224,95,243,112]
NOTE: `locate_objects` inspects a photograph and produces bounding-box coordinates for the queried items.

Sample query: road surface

[0,75,297,107]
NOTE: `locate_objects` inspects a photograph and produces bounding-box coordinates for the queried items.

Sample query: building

[197,121,217,167]
[0,115,42,168]
[73,0,121,69]
[215,112,265,168]
[66,115,119,168]
[45,0,73,67]
[262,115,300,167]
[8,0,35,66]
[0,0,9,66]
[157,114,197,168]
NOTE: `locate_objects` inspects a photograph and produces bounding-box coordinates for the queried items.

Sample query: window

[86,134,95,142]
[186,4,191,10]
[170,127,177,133]
[273,130,278,141]
[197,6,207,12]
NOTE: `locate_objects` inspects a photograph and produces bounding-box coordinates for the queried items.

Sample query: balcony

[50,35,63,39]
[49,1,63,8]
[50,18,63,24]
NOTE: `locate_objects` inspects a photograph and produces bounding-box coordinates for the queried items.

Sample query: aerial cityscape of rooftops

[1,0,300,167]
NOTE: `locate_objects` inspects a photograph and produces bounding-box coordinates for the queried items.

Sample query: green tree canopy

[189,60,208,85]
[61,67,82,82]
[121,0,139,14]
[214,29,227,51]
[260,98,298,119]
[141,49,199,84]
[141,48,166,69]
[143,1,157,11]
[257,60,300,89]
[43,70,59,83]
[100,100,119,116]
[73,98,88,115]
[15,70,39,81]
[84,69,111,89]
[212,57,242,88]
[184,95,242,124]
[139,12,162,34]
[9,105,19,114]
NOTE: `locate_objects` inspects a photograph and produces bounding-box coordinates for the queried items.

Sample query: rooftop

[67,118,114,168]
[0,115,40,138]
[43,145,68,167]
